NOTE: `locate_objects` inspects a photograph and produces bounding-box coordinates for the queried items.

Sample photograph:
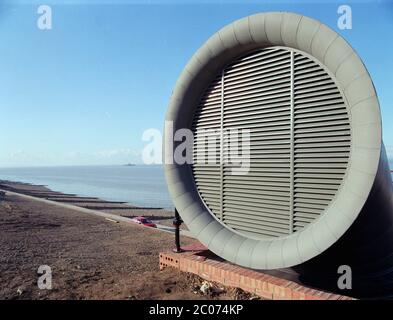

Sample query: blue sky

[0,0,392,167]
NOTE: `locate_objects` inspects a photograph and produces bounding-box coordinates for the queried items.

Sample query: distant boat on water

[124,163,136,167]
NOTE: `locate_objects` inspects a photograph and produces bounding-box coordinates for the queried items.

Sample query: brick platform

[159,243,354,300]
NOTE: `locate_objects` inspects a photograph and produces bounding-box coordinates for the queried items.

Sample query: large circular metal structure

[164,12,392,296]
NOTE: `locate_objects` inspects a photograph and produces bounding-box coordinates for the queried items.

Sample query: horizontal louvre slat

[222,205,290,219]
[223,212,290,226]
[224,217,289,233]
[224,199,289,212]
[229,224,289,237]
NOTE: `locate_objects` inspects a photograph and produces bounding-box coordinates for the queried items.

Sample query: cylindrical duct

[164,12,392,298]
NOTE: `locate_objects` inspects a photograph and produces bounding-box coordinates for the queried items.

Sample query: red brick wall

[159,248,354,300]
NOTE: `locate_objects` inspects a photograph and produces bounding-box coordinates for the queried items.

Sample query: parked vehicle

[131,216,157,228]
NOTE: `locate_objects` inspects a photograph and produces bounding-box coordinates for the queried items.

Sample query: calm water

[0,162,392,210]
[0,165,173,209]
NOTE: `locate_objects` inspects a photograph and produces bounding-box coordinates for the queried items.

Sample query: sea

[0,162,392,210]
[0,165,173,210]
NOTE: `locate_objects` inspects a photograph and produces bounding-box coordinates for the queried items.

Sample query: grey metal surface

[294,146,393,298]
[164,12,385,273]
[191,47,351,239]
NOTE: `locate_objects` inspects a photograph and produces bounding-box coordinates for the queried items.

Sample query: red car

[132,216,157,228]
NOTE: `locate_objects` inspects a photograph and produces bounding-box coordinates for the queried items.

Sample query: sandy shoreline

[0,186,252,300]
[0,180,183,230]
